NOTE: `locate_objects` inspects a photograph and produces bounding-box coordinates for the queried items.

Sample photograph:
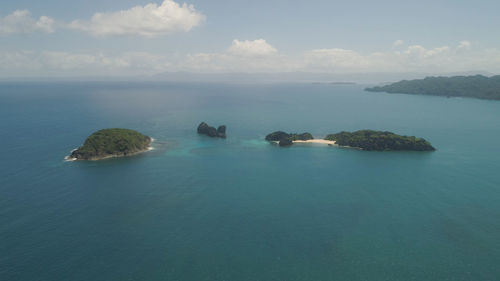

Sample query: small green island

[265,131,314,146]
[324,130,435,151]
[365,75,500,100]
[69,128,152,160]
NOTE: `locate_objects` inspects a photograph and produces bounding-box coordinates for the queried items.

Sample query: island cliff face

[324,130,435,151]
[70,128,152,160]
[197,122,226,138]
[265,131,314,146]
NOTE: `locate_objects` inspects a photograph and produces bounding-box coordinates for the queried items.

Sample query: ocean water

[1,82,500,281]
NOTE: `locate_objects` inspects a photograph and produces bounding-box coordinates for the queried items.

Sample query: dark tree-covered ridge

[365,75,500,100]
[324,130,435,151]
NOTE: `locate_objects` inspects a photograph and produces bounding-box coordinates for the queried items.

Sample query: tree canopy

[325,130,435,151]
[71,128,151,160]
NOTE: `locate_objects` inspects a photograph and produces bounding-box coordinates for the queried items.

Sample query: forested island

[324,130,435,151]
[69,128,152,160]
[365,75,500,100]
[265,130,434,150]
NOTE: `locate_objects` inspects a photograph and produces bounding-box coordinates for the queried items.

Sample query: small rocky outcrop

[197,122,227,138]
[279,138,293,147]
[217,125,227,138]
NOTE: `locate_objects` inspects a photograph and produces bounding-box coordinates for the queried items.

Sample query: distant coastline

[366,75,500,100]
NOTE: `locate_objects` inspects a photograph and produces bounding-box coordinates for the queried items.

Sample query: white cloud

[1,41,500,77]
[227,39,277,57]
[0,10,55,34]
[181,40,497,74]
[403,45,450,57]
[302,42,499,73]
[180,39,297,72]
[181,52,296,73]
[179,40,500,75]
[39,51,128,70]
[0,50,172,77]
[393,40,404,47]
[304,48,371,72]
[0,51,42,71]
[458,40,472,50]
[69,0,204,37]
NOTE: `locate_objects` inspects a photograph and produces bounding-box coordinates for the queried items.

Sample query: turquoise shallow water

[1,82,500,281]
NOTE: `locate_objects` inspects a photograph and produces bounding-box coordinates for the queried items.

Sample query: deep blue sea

[1,82,500,281]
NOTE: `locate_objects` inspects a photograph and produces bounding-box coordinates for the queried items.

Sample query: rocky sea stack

[197,122,226,138]
[265,131,313,147]
[69,128,152,160]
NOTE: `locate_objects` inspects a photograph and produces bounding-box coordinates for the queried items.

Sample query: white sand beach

[292,139,336,145]
[272,139,336,145]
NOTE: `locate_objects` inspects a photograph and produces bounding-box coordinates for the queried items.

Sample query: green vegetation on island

[324,130,435,151]
[70,128,152,160]
[265,131,313,146]
[289,133,314,141]
[365,75,500,100]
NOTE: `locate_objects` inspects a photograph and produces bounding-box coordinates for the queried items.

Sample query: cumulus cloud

[303,41,499,74]
[458,40,472,50]
[182,52,296,73]
[2,40,500,77]
[39,51,128,70]
[68,0,204,37]
[0,39,286,74]
[180,39,298,72]
[393,40,404,47]
[181,40,498,74]
[0,10,55,34]
[304,48,371,71]
[394,45,452,71]
[227,39,277,57]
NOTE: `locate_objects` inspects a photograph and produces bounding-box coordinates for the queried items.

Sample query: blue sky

[1,0,500,78]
